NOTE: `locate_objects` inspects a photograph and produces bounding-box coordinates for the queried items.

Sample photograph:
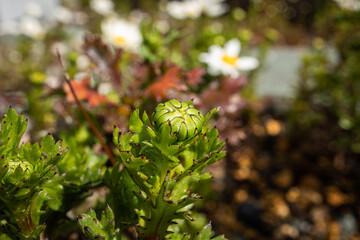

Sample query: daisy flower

[166,1,203,19]
[101,16,143,52]
[199,0,228,17]
[166,0,228,19]
[20,16,46,40]
[90,0,114,15]
[199,39,259,78]
[55,6,74,24]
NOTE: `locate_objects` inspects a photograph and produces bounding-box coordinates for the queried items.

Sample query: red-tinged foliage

[199,76,248,116]
[63,78,109,107]
[145,66,187,101]
[186,68,205,89]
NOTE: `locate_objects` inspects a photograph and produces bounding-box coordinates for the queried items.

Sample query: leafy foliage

[0,107,67,238]
[57,136,107,186]
[78,205,121,240]
[111,100,226,239]
[0,107,109,239]
[167,222,227,240]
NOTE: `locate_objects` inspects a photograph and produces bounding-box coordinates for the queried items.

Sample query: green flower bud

[152,99,204,142]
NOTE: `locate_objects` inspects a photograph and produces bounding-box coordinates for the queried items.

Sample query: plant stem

[56,51,116,166]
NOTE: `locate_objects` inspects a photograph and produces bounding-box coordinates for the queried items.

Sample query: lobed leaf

[78,205,121,240]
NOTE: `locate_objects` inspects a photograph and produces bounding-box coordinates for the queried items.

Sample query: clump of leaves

[0,107,67,238]
[79,99,227,239]
[0,107,108,239]
[78,205,121,240]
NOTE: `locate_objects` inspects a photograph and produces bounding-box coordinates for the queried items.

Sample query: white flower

[199,39,259,78]
[90,0,114,15]
[76,55,91,70]
[166,0,228,19]
[26,2,43,18]
[166,1,203,19]
[101,16,143,52]
[55,6,74,24]
[98,82,113,95]
[333,0,360,11]
[20,17,45,40]
[199,0,228,17]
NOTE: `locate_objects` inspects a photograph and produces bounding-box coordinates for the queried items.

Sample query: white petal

[167,2,187,19]
[90,0,114,15]
[101,16,142,52]
[183,1,203,19]
[203,0,228,17]
[208,67,221,76]
[208,45,223,57]
[199,53,210,63]
[224,38,241,56]
[236,57,259,71]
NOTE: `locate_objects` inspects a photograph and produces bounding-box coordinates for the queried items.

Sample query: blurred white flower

[98,82,113,95]
[101,16,143,52]
[90,0,114,15]
[76,55,91,70]
[199,0,228,17]
[26,2,43,18]
[199,39,259,78]
[167,1,203,19]
[333,0,360,11]
[55,6,74,24]
[20,17,45,40]
[74,11,89,25]
[166,0,228,19]
[45,75,60,88]
[155,20,170,33]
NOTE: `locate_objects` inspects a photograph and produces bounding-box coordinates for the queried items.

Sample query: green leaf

[0,108,68,237]
[194,223,227,240]
[129,109,143,135]
[0,108,28,156]
[78,205,121,240]
[0,233,12,240]
[202,108,219,127]
[57,136,107,185]
[104,163,139,228]
[40,133,61,159]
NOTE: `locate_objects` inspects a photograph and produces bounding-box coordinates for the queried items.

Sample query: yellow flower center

[222,54,238,66]
[113,36,126,46]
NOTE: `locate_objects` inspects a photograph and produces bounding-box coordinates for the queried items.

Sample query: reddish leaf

[186,68,205,88]
[63,79,109,107]
[200,76,248,115]
[145,66,187,101]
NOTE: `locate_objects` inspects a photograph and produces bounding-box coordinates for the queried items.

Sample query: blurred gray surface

[0,0,59,34]
[256,46,338,98]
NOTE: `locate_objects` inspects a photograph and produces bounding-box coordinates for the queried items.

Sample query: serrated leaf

[202,108,219,127]
[0,108,68,237]
[40,134,60,158]
[20,143,41,166]
[129,109,143,135]
[142,111,152,127]
[0,108,28,155]
[194,223,228,240]
[78,205,121,240]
